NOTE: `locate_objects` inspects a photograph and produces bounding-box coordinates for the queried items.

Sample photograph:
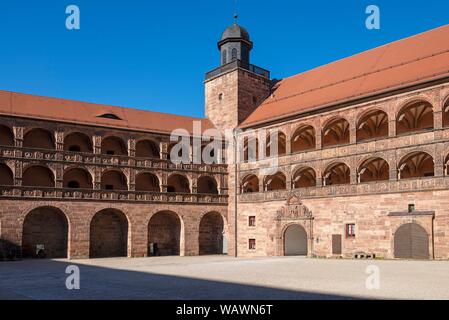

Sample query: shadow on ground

[0,258,359,300]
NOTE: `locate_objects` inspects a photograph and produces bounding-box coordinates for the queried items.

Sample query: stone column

[55,131,64,151]
[93,136,102,155]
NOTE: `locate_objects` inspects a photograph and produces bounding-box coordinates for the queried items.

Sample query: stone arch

[167,173,190,193]
[23,128,55,150]
[148,211,182,256]
[197,175,218,194]
[241,173,259,193]
[101,136,127,156]
[199,212,225,255]
[394,223,429,259]
[0,124,14,146]
[64,132,93,153]
[356,109,389,142]
[396,100,434,135]
[323,162,350,186]
[0,162,14,185]
[90,208,129,258]
[264,172,287,191]
[398,151,434,179]
[443,95,449,128]
[291,124,316,153]
[358,157,390,183]
[292,166,316,188]
[22,165,55,187]
[22,206,69,258]
[100,169,128,190]
[322,117,350,148]
[135,139,160,158]
[283,224,308,256]
[135,172,160,192]
[63,167,93,189]
[266,130,287,157]
[242,136,259,162]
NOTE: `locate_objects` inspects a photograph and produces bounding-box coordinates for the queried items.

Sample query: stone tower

[205,23,272,132]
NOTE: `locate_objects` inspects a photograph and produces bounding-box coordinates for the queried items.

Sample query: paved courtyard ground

[1,255,448,300]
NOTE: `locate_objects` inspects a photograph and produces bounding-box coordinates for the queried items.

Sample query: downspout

[233,129,238,258]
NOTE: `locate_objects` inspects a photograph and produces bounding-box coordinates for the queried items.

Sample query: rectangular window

[248,239,256,250]
[346,224,356,238]
[248,216,256,227]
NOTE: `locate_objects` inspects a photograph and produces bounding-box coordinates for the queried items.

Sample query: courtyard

[1,255,449,300]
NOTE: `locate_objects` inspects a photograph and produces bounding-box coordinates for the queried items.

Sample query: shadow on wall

[0,259,360,300]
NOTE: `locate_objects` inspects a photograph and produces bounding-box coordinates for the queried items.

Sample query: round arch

[89,208,129,258]
[23,128,55,150]
[396,100,434,135]
[398,151,434,179]
[148,211,183,256]
[0,124,14,146]
[64,132,93,153]
[394,223,429,259]
[283,224,308,256]
[199,212,225,255]
[0,162,14,186]
[22,206,69,258]
[322,117,350,148]
[22,165,55,187]
[356,109,389,142]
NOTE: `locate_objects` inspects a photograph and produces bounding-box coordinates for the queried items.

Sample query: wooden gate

[394,223,429,259]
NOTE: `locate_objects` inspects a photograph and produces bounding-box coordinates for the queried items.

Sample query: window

[222,49,227,65]
[345,224,356,238]
[218,93,223,101]
[98,113,121,120]
[231,48,238,61]
[106,150,115,155]
[249,239,256,250]
[105,184,114,190]
[408,204,415,213]
[248,216,256,227]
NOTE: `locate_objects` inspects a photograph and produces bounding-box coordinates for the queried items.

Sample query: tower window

[222,49,227,65]
[231,48,238,61]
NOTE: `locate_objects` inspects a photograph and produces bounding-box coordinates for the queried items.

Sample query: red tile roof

[241,24,449,128]
[0,90,215,135]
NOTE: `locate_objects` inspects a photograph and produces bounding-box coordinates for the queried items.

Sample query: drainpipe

[233,129,238,258]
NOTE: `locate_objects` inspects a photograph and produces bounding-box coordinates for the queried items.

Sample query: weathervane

[233,0,238,23]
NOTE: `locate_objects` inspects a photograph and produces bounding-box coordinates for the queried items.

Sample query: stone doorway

[284,224,308,256]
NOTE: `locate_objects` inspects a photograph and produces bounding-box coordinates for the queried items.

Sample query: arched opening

[241,174,259,193]
[199,212,224,255]
[101,136,127,156]
[101,170,128,190]
[396,100,434,135]
[292,167,316,189]
[323,163,350,186]
[197,176,218,194]
[0,125,14,146]
[398,152,434,179]
[90,209,128,258]
[0,163,13,185]
[167,174,190,193]
[266,131,286,157]
[265,172,286,191]
[148,211,181,256]
[63,168,93,189]
[443,98,449,128]
[22,165,54,187]
[64,132,93,153]
[394,223,429,259]
[357,110,389,142]
[243,137,259,162]
[284,224,308,256]
[136,140,160,159]
[291,125,316,153]
[231,48,238,61]
[358,158,390,183]
[135,172,160,192]
[322,118,350,148]
[23,128,55,150]
[22,207,68,258]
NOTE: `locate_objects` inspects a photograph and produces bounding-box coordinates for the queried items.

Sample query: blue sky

[0,0,448,118]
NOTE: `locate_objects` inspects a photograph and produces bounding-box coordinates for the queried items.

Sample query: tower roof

[220,23,251,42]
